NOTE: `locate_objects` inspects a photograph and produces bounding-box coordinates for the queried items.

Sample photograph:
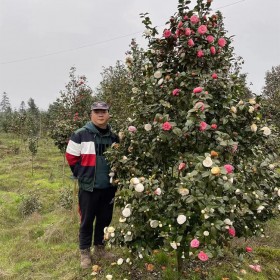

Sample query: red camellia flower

[212,73,218,79]
[163,29,172,38]
[190,15,199,24]
[224,164,234,174]
[185,28,191,36]
[162,122,172,131]
[206,35,214,43]
[228,227,236,237]
[177,21,183,28]
[172,88,180,96]
[197,50,204,57]
[210,46,216,55]
[194,101,205,111]
[199,121,207,131]
[246,247,253,253]
[211,123,217,129]
[188,39,195,47]
[178,162,186,171]
[198,251,209,261]
[193,87,203,93]
[197,25,207,35]
[218,37,226,47]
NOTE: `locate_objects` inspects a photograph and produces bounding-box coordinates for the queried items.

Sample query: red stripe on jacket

[66,152,80,165]
[81,154,96,166]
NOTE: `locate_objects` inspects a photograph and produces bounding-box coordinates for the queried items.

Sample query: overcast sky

[0,0,279,110]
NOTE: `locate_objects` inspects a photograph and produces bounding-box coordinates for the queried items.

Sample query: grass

[0,133,279,279]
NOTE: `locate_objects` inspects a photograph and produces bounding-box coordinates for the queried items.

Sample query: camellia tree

[48,67,93,153]
[105,0,280,273]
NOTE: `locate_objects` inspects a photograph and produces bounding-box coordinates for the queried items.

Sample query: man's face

[91,109,110,128]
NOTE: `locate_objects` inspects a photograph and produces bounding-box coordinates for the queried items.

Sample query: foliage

[48,67,93,153]
[105,0,280,272]
[18,192,42,217]
[59,186,73,210]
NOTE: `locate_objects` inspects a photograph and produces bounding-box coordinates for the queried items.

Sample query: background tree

[95,60,133,128]
[262,65,280,129]
[48,67,93,154]
[105,0,280,274]
[0,92,12,133]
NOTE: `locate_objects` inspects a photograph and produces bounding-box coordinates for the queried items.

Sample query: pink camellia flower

[190,239,200,248]
[212,73,218,79]
[224,164,234,174]
[184,15,188,20]
[193,87,203,94]
[199,121,208,131]
[197,50,204,58]
[249,264,261,272]
[178,162,186,171]
[210,46,216,55]
[228,227,236,237]
[188,39,195,47]
[206,35,214,43]
[246,247,253,253]
[177,21,183,28]
[190,15,199,24]
[154,187,162,196]
[163,29,172,38]
[211,123,217,129]
[185,28,191,36]
[128,126,137,132]
[162,122,172,131]
[194,101,205,111]
[172,88,180,96]
[198,251,209,261]
[218,37,226,47]
[198,25,207,35]
[176,29,180,37]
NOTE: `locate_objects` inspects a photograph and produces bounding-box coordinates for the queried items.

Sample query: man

[65,101,119,269]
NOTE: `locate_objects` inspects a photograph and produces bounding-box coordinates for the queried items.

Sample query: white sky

[0,0,279,110]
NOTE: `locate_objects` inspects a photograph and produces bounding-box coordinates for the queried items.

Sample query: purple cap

[91,101,109,110]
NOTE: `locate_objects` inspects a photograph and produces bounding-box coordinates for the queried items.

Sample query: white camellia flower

[248,106,255,113]
[132,87,138,94]
[154,70,162,79]
[119,217,126,223]
[203,156,213,167]
[150,220,159,228]
[122,207,131,218]
[158,78,164,85]
[107,226,115,233]
[203,231,210,236]
[117,258,124,265]
[135,183,144,192]
[144,29,152,36]
[224,218,233,225]
[229,177,234,184]
[268,164,275,170]
[248,98,256,105]
[157,62,164,68]
[106,275,113,280]
[230,106,237,114]
[154,187,162,195]
[178,188,189,196]
[130,177,140,185]
[235,189,241,194]
[177,214,187,225]
[251,123,257,132]
[170,241,177,249]
[278,205,280,211]
[260,126,271,136]
[278,189,280,197]
[204,214,209,219]
[144,124,152,131]
[237,100,244,105]
[257,205,265,213]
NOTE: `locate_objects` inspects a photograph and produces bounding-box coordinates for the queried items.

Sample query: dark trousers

[78,188,116,250]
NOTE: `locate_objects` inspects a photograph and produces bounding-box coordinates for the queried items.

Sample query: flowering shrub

[105,0,280,272]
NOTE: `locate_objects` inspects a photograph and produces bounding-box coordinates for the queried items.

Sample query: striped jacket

[65,121,119,191]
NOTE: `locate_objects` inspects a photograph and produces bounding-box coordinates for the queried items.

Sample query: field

[0,133,279,280]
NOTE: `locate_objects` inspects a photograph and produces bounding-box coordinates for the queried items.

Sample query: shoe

[80,248,92,269]
[93,245,115,261]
